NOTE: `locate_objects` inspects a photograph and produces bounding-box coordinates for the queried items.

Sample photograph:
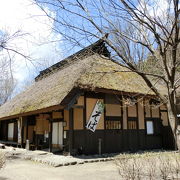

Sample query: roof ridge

[35,39,110,81]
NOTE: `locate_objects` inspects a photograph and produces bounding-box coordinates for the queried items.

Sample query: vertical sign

[86,100,104,132]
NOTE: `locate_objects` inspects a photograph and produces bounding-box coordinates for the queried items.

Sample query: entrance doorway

[52,122,63,150]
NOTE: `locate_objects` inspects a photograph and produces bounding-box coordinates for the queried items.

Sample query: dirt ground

[0,159,120,180]
[0,151,179,180]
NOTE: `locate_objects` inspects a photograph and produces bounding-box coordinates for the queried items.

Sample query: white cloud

[138,0,173,18]
[0,0,62,83]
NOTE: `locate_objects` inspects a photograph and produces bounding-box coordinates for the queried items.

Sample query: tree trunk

[167,101,180,151]
[177,125,180,151]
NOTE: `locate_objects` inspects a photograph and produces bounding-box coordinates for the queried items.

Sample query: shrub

[116,152,180,180]
[0,152,5,169]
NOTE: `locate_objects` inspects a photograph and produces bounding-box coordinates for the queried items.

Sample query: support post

[83,94,87,154]
[69,108,74,155]
[49,119,52,152]
[26,119,28,142]
[98,138,102,155]
[17,117,23,147]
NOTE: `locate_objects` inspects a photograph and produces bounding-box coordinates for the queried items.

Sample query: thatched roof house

[0,40,160,120]
[0,39,173,155]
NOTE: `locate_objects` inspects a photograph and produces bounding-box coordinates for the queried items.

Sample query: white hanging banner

[86,100,104,132]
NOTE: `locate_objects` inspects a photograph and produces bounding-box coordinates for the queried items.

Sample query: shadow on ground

[0,177,9,180]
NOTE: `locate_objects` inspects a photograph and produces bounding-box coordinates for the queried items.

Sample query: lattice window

[128,118,137,129]
[106,121,122,129]
[105,116,122,129]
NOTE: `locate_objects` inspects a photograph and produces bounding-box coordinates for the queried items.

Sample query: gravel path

[0,147,178,180]
[0,147,116,167]
[0,159,120,180]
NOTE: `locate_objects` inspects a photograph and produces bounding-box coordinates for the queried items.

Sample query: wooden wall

[63,93,173,155]
[160,105,169,126]
[138,100,145,129]
[0,92,172,153]
[64,110,69,130]
[74,108,83,130]
[62,94,169,131]
[86,98,104,130]
[35,114,49,135]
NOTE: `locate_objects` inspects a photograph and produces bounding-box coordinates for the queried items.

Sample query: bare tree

[0,57,16,105]
[34,0,180,149]
[0,30,30,105]
[0,30,29,59]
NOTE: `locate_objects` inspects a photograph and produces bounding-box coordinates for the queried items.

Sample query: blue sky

[0,0,103,90]
[0,0,174,92]
[0,0,63,88]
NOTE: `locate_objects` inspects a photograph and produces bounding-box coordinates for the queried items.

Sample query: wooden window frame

[146,120,154,135]
[145,118,155,136]
[105,116,123,130]
[127,117,138,130]
[144,99,162,136]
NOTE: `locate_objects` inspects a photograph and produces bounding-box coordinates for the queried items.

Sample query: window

[105,101,122,130]
[146,121,154,135]
[127,117,137,129]
[106,121,122,129]
[105,116,122,129]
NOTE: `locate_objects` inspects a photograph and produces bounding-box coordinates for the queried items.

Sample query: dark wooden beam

[83,93,87,154]
[26,119,28,141]
[105,116,123,121]
[0,105,64,121]
[5,122,8,141]
[49,118,53,152]
[82,88,157,99]
[19,118,23,147]
[68,108,74,155]
[83,93,87,129]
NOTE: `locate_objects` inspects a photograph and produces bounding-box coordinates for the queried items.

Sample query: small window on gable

[146,121,154,135]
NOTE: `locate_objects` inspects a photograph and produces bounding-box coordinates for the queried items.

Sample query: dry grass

[0,152,5,169]
[115,151,180,180]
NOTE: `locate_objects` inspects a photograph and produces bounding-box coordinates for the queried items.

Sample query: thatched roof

[0,45,165,120]
[35,39,110,81]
